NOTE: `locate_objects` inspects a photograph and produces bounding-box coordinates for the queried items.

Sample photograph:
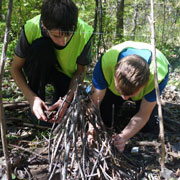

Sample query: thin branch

[46,84,139,179]
[149,0,165,170]
[0,0,14,179]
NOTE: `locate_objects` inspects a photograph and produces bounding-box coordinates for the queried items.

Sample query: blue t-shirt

[92,48,169,102]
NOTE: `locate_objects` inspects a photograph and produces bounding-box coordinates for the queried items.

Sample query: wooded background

[0,1,180,179]
[1,0,180,54]
[0,0,180,102]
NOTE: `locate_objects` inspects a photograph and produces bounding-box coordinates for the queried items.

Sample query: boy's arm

[11,54,49,121]
[114,98,156,152]
[87,85,106,143]
[90,85,106,107]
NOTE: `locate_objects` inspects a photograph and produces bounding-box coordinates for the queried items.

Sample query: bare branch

[149,0,166,171]
[0,0,14,179]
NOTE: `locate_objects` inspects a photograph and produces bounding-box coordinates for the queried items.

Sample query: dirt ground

[0,56,180,179]
[0,83,179,180]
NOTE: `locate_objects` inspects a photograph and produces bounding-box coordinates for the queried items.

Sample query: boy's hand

[44,110,57,122]
[112,133,126,152]
[48,97,69,123]
[30,96,49,122]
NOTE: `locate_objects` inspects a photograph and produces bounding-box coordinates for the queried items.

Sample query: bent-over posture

[11,0,94,125]
[90,41,169,152]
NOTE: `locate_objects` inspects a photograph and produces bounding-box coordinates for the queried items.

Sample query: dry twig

[149,0,166,170]
[46,84,139,180]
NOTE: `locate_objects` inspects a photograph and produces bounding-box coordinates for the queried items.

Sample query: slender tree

[95,0,106,57]
[0,0,14,179]
[93,0,98,33]
[116,0,124,39]
[149,0,165,171]
[0,0,2,20]
[131,0,138,40]
[161,0,166,44]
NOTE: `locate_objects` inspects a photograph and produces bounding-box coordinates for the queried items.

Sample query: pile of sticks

[47,84,138,180]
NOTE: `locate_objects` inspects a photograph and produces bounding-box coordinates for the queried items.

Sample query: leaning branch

[149,0,165,170]
[0,0,14,179]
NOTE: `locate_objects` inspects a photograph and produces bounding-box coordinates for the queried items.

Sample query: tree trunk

[131,0,138,40]
[0,0,14,179]
[116,0,124,39]
[93,0,98,33]
[149,0,165,171]
[0,0,3,20]
[161,0,166,44]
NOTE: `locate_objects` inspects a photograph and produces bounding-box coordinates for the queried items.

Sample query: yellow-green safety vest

[24,15,94,78]
[101,41,169,101]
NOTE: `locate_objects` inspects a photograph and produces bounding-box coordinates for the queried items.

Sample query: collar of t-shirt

[118,48,152,64]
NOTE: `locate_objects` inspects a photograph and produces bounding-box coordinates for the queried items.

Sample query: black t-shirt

[14,23,93,65]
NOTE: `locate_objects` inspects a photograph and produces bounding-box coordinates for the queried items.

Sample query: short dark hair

[114,54,150,96]
[41,0,78,33]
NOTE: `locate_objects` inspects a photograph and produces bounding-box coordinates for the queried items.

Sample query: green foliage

[1,0,179,60]
[11,174,17,180]
[0,0,42,58]
[1,0,180,102]
[6,133,19,144]
[74,0,95,26]
[33,129,51,142]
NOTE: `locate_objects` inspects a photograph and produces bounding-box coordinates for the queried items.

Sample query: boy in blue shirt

[89,41,169,152]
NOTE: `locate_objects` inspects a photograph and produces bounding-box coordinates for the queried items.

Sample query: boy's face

[115,82,144,100]
[47,29,72,46]
[120,87,143,100]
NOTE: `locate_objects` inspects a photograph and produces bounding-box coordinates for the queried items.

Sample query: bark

[161,0,166,44]
[116,0,124,39]
[0,0,2,20]
[93,0,98,33]
[94,0,105,57]
[131,0,138,40]
[0,0,14,179]
[98,0,105,54]
[150,0,165,171]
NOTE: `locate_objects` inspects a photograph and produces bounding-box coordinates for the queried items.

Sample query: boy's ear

[41,21,47,30]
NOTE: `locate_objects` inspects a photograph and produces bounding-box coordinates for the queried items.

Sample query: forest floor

[0,53,180,179]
